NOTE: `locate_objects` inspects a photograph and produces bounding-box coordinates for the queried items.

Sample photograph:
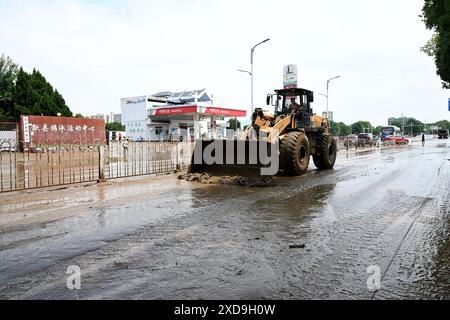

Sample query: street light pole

[326,75,341,119]
[319,93,328,116]
[251,52,254,114]
[238,69,252,123]
[250,38,270,115]
[401,113,405,135]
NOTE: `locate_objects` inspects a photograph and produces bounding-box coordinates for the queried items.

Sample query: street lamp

[250,38,270,115]
[238,69,251,76]
[326,75,341,119]
[237,69,252,127]
[318,93,328,118]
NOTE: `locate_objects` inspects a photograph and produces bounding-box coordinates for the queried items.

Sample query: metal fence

[106,141,193,179]
[0,142,100,192]
[0,141,193,193]
[0,122,18,150]
[336,136,381,151]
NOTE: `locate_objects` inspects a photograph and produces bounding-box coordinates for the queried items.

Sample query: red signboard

[20,115,106,146]
[154,106,198,116]
[205,107,247,117]
[153,105,247,117]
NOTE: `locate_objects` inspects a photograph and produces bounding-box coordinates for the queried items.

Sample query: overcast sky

[0,0,449,125]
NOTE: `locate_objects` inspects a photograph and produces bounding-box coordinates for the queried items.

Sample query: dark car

[438,129,449,139]
[357,133,375,147]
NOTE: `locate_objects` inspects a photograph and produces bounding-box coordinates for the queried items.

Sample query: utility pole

[239,39,270,118]
[401,113,405,135]
[319,93,327,117]
[326,76,341,119]
[250,38,270,115]
[238,69,252,123]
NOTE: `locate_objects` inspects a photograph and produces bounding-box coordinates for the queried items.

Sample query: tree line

[0,54,72,121]
[421,0,450,89]
[105,122,126,132]
[330,118,450,137]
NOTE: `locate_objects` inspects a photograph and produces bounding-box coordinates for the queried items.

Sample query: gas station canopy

[150,104,247,118]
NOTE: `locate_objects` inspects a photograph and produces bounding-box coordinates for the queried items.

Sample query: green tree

[330,122,341,136]
[13,68,72,120]
[106,122,125,131]
[351,121,372,134]
[328,122,352,136]
[373,126,383,136]
[338,122,352,136]
[388,117,404,130]
[388,117,425,135]
[403,118,424,135]
[13,68,33,118]
[421,0,450,88]
[227,118,241,130]
[434,119,450,130]
[1,54,72,121]
[0,54,18,120]
[421,33,439,57]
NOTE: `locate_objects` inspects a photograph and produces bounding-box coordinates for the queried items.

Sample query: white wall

[121,96,149,141]
[148,124,169,141]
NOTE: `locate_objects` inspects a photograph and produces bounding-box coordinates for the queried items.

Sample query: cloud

[0,0,448,125]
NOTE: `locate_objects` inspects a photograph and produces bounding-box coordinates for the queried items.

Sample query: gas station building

[121,90,246,141]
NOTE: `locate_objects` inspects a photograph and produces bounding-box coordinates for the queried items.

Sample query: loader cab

[267,88,314,113]
[266,88,314,128]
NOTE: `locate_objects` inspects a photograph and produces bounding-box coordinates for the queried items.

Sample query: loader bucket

[188,139,278,177]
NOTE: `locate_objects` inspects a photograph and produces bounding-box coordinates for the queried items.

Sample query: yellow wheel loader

[189,87,337,177]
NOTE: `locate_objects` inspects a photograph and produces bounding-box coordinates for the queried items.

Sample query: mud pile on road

[178,173,274,187]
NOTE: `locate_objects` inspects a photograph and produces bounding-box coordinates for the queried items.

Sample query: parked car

[394,136,409,145]
[383,135,409,145]
[357,133,376,147]
[344,134,358,148]
[438,129,449,139]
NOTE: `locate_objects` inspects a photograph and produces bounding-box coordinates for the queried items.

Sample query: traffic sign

[283,64,298,89]
[448,98,450,111]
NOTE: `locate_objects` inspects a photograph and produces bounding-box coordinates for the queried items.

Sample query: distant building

[322,111,334,122]
[89,114,107,122]
[90,113,122,124]
[112,113,122,123]
[121,89,246,141]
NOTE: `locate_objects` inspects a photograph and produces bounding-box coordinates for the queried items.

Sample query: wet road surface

[0,140,449,299]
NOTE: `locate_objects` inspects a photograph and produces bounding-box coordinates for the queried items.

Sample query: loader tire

[313,134,337,170]
[280,131,310,176]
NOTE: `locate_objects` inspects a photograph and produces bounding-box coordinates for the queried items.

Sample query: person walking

[122,138,129,160]
[422,133,425,146]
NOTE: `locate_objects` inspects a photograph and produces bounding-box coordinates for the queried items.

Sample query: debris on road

[289,244,306,249]
[178,173,274,187]
[114,261,130,269]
